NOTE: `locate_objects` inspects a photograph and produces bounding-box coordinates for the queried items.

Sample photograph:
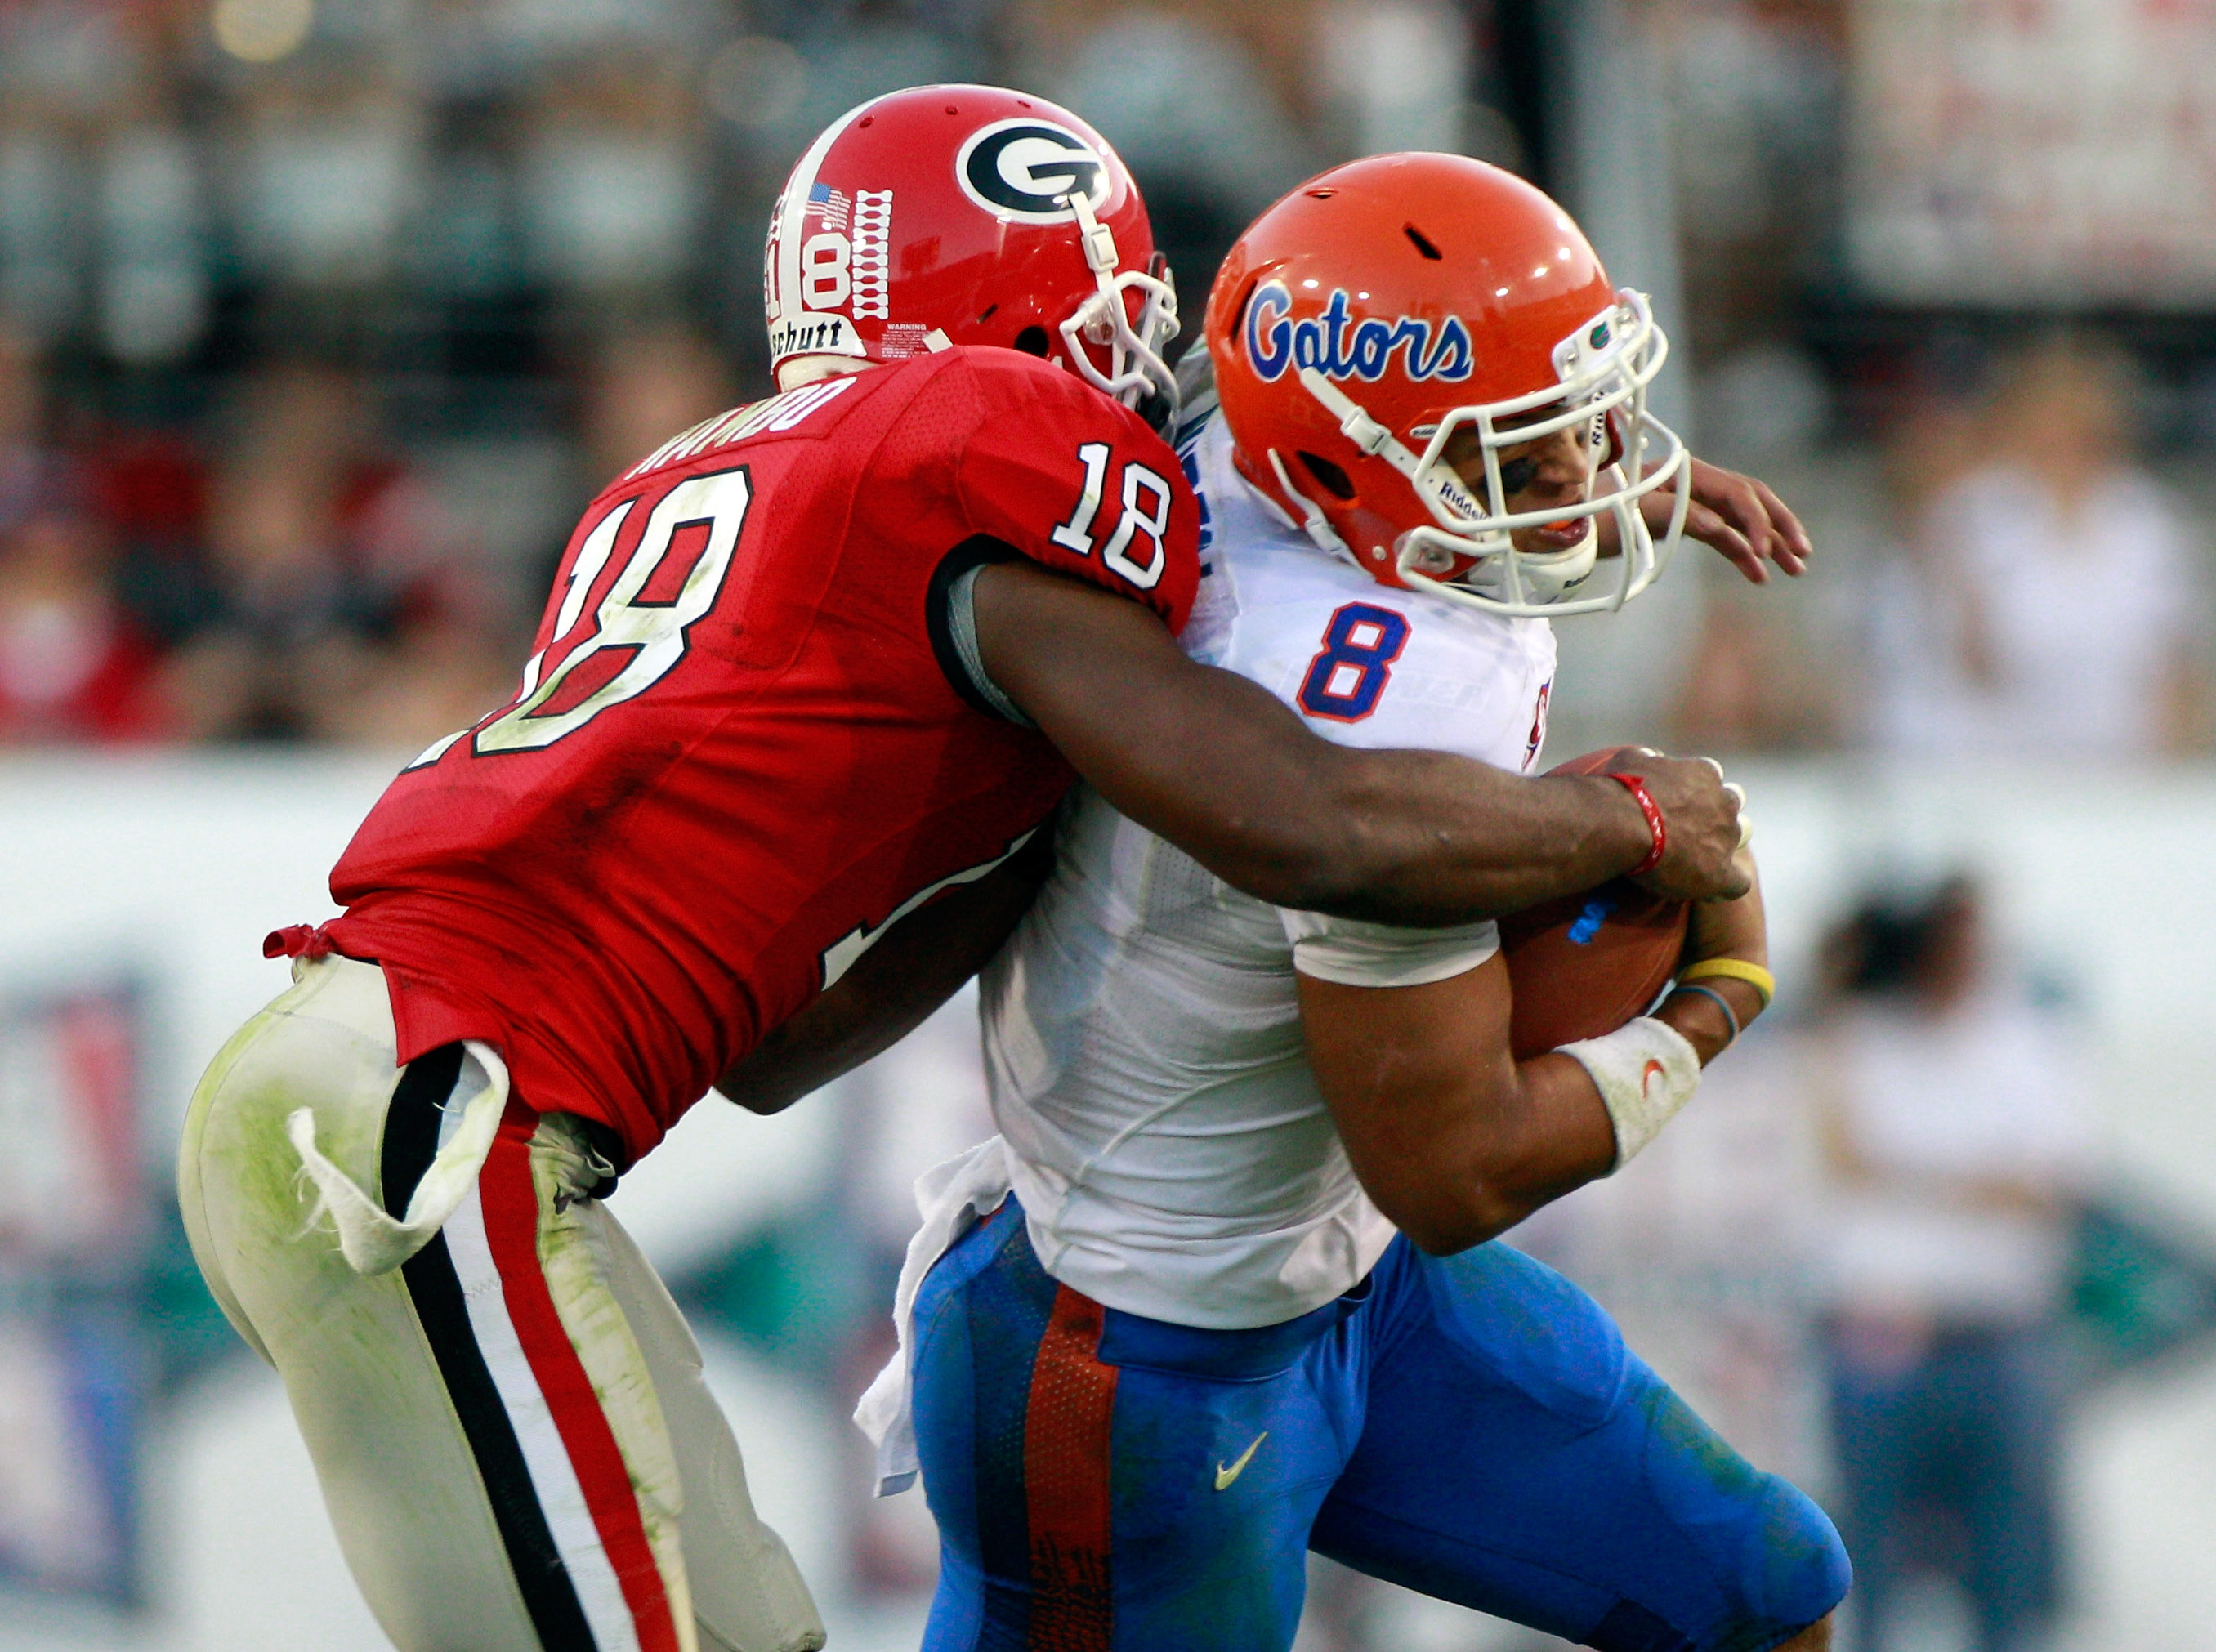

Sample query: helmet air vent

[1298,451,1357,500]
[1013,326,1051,357]
[1403,224,1443,261]
[1231,275,1261,342]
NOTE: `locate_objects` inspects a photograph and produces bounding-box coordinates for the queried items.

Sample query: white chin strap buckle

[1265,449,1352,559]
[1055,188,1179,417]
[1338,406,1392,456]
[1078,216,1119,275]
[1299,368,1416,473]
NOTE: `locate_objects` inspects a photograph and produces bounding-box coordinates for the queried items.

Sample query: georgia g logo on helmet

[957,117,1111,223]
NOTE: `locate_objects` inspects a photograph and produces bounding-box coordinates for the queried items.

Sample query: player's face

[1442,412,1597,556]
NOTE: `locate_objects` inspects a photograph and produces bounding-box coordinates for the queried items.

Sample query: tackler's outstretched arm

[974,560,1749,927]
[714,834,1052,1114]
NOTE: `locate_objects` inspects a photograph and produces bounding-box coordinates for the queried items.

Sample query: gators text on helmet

[1204,153,1690,618]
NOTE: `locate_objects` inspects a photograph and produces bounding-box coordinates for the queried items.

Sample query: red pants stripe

[1022,1283,1119,1651]
[480,1101,683,1652]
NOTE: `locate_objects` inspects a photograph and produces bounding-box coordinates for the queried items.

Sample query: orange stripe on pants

[1024,1283,1119,1651]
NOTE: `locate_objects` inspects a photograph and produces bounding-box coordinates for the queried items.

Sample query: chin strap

[1298,368,1426,479]
[1294,368,1521,592]
[1296,364,1504,566]
[1264,449,1354,560]
[1070,188,1120,277]
[1059,190,1180,417]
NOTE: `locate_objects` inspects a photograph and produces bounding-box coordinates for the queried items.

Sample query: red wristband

[1608,773,1667,876]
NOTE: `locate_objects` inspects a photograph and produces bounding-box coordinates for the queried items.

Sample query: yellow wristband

[1678,957,1775,1008]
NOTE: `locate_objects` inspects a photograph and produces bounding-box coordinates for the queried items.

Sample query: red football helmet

[1203,153,1688,617]
[764,84,1178,414]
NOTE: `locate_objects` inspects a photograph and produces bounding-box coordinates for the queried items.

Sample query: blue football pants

[908,1197,1848,1652]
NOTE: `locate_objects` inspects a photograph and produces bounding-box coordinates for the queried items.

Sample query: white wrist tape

[1558,1016,1701,1171]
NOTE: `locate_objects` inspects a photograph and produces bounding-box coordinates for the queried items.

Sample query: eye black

[1497,456,1540,495]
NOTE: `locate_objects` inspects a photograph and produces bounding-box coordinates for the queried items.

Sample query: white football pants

[177,953,825,1652]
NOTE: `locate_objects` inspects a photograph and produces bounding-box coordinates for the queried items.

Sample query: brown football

[1499,748,1688,1060]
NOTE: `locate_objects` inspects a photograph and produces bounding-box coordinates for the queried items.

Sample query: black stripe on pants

[380,1043,599,1650]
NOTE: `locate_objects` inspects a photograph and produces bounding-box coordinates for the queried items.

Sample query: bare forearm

[1308,755,1651,924]
[714,841,1047,1114]
[977,562,1653,923]
[1420,1053,1620,1248]
[1046,692,1650,922]
[1416,977,1768,1247]
[1306,952,1768,1255]
[976,560,1749,923]
[1304,964,1615,1252]
[716,998,927,1117]
[1432,982,1759,1235]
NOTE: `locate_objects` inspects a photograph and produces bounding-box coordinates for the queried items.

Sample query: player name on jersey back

[319,347,1200,1162]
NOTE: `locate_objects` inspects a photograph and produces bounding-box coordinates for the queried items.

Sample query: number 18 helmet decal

[765,84,1179,416]
[1203,153,1689,618]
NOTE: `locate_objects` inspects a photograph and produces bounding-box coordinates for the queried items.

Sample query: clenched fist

[1602,749,1751,903]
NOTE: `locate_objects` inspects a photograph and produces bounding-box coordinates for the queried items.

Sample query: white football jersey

[976,406,1557,1331]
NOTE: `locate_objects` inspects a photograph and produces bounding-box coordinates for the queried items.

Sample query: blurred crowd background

[6,2,2216,1651]
[3,0,2213,761]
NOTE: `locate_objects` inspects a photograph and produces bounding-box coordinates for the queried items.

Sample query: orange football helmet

[1203,153,1687,617]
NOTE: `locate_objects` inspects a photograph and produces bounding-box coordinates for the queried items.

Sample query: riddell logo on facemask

[1244,280,1474,386]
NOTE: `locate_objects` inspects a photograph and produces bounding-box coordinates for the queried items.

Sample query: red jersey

[317,348,1199,1161]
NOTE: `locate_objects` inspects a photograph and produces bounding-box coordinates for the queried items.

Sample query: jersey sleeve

[1276,909,1501,989]
[952,356,1201,635]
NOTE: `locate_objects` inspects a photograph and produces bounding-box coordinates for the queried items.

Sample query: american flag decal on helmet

[806,181,851,231]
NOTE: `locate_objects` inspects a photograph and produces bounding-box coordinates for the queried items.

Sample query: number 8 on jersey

[1298,602,1412,722]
